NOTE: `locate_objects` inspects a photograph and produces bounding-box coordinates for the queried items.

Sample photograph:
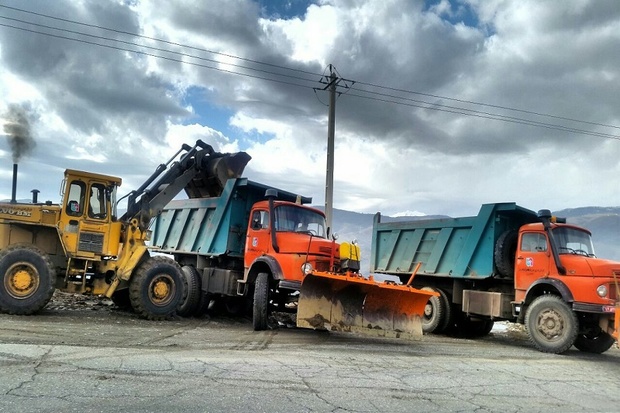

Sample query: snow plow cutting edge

[297,271,438,340]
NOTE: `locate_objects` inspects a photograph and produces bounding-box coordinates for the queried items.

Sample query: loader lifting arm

[121,140,251,231]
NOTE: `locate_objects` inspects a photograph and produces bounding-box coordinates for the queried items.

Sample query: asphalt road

[0,303,619,413]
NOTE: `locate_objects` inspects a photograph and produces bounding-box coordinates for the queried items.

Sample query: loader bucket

[186,151,252,198]
[296,272,438,340]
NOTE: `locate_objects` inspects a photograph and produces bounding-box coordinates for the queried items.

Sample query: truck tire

[421,287,443,334]
[177,265,201,317]
[435,288,454,333]
[525,295,578,354]
[463,318,495,337]
[573,331,615,354]
[253,272,270,331]
[111,289,132,310]
[0,244,56,315]
[494,230,518,278]
[129,256,183,320]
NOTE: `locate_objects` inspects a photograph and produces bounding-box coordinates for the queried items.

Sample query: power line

[0,15,319,86]
[350,79,620,131]
[345,91,620,141]
[0,22,318,91]
[0,5,618,141]
[0,4,323,79]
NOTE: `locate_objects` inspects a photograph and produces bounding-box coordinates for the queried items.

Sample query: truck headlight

[301,263,313,275]
[596,284,608,298]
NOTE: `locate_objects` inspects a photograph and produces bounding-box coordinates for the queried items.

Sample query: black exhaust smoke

[3,104,36,204]
[11,163,17,204]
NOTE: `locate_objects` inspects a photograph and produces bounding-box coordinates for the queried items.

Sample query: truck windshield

[274,205,327,238]
[554,227,596,257]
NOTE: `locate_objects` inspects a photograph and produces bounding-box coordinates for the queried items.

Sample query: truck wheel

[574,331,615,354]
[0,244,56,315]
[129,256,183,320]
[464,318,495,337]
[253,272,270,331]
[421,287,443,333]
[494,230,518,278]
[435,288,454,333]
[177,266,201,317]
[525,295,578,354]
[111,289,132,310]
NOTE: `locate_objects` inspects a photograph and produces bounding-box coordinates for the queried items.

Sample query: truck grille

[79,232,104,253]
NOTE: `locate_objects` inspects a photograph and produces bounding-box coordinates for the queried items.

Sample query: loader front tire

[253,272,270,331]
[129,256,183,320]
[0,244,56,315]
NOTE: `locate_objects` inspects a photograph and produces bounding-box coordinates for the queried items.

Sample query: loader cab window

[521,233,547,252]
[274,205,326,238]
[66,181,86,217]
[251,210,269,230]
[88,183,108,220]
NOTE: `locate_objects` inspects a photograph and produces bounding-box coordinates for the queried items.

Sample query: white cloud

[1,0,619,224]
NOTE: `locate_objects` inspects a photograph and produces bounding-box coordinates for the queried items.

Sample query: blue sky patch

[424,0,480,28]
[256,0,316,19]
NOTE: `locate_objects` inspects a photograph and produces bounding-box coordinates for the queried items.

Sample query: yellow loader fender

[297,271,438,340]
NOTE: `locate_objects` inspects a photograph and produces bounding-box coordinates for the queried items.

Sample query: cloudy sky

[1,0,619,223]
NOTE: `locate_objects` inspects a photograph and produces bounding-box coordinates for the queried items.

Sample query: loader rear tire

[253,272,270,331]
[178,265,201,317]
[0,244,56,315]
[129,256,183,320]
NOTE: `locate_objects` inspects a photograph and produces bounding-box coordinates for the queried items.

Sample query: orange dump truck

[151,178,435,338]
[371,203,619,354]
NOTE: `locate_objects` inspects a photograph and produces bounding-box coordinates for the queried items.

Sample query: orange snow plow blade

[297,272,438,340]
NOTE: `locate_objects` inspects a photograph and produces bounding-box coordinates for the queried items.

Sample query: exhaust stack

[10,163,17,204]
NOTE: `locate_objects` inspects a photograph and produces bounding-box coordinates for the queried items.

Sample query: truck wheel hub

[538,309,563,338]
[424,303,433,317]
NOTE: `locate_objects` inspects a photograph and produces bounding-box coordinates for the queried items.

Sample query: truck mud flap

[296,272,438,340]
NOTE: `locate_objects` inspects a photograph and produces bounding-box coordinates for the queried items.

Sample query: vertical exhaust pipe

[10,163,17,204]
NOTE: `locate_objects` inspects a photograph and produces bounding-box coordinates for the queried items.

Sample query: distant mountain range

[4,197,619,271]
[330,206,620,274]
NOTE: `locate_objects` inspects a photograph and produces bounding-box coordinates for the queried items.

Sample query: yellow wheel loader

[0,140,250,319]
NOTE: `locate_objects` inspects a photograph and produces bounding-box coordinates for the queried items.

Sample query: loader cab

[59,169,123,259]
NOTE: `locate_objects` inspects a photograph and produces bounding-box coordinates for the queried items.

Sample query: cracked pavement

[0,299,619,413]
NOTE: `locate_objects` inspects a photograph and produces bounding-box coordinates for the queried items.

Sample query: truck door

[515,231,551,299]
[245,209,271,266]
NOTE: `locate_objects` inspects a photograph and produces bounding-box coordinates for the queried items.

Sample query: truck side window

[521,233,547,252]
[251,210,269,230]
[66,181,85,217]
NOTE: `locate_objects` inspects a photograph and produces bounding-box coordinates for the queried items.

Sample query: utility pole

[324,65,339,234]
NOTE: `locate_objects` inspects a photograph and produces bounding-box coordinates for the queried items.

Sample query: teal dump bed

[370,203,538,279]
[150,178,310,257]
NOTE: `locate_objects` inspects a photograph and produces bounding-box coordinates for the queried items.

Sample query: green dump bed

[150,178,310,257]
[370,203,539,279]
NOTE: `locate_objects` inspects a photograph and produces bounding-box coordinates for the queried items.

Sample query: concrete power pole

[324,65,338,234]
